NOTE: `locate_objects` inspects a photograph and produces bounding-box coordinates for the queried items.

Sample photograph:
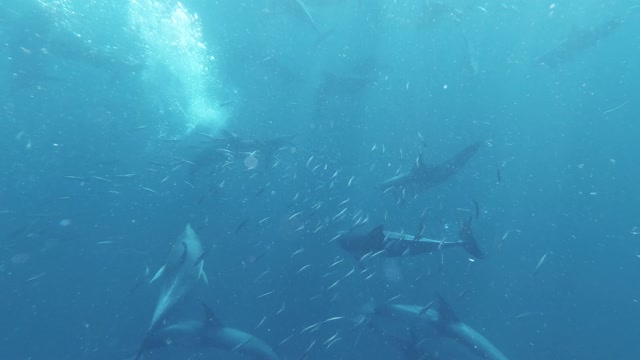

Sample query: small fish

[26,272,46,282]
[328,233,342,243]
[184,181,195,189]
[257,290,275,299]
[276,302,286,315]
[141,187,157,194]
[235,217,250,234]
[532,252,549,276]
[278,334,294,346]
[291,248,305,258]
[255,315,267,329]
[289,211,303,220]
[496,166,502,183]
[498,230,510,249]
[91,176,112,183]
[63,175,87,181]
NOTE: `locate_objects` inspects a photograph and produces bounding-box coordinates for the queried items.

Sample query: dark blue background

[1,0,639,359]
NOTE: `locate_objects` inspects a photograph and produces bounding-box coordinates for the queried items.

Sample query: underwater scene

[1,0,639,359]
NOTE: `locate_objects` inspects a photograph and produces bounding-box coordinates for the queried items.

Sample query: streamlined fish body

[338,224,484,260]
[380,142,483,193]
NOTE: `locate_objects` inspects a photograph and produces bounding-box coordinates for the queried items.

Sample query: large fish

[380,141,483,193]
[338,223,484,261]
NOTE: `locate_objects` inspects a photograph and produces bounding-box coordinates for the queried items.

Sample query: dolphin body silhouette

[148,224,208,332]
[338,222,484,261]
[362,296,509,360]
[137,304,281,360]
[380,142,483,193]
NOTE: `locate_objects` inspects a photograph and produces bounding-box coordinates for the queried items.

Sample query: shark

[360,296,509,360]
[380,141,483,194]
[147,224,208,332]
[537,17,624,69]
[338,220,484,262]
[136,303,281,360]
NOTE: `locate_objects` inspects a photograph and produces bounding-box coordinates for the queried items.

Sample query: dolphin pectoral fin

[149,265,166,284]
[199,262,209,285]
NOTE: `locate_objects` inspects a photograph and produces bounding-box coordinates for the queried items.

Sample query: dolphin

[380,141,483,193]
[537,17,624,69]
[361,296,509,360]
[137,303,281,360]
[148,224,208,332]
[338,223,484,261]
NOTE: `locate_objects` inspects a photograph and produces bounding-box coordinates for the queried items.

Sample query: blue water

[1,0,639,359]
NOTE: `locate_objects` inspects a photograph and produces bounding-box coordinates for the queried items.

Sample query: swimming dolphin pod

[363,296,509,360]
[380,141,483,193]
[137,303,281,360]
[148,224,208,332]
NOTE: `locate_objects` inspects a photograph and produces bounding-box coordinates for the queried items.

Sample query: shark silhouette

[380,141,483,193]
[137,303,281,360]
[537,17,624,69]
[361,296,509,360]
[148,224,208,332]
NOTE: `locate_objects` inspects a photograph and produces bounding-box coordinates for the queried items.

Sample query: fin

[459,217,485,259]
[149,265,166,284]
[194,249,209,267]
[369,225,384,237]
[434,294,460,326]
[199,261,209,285]
[201,303,223,329]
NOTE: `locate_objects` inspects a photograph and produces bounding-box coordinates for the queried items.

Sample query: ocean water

[1,0,639,359]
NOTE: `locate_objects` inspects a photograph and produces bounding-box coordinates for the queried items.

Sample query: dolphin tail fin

[459,217,485,259]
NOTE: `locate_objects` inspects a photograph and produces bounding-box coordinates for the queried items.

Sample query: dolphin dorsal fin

[435,294,460,325]
[201,303,223,329]
[369,225,384,236]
